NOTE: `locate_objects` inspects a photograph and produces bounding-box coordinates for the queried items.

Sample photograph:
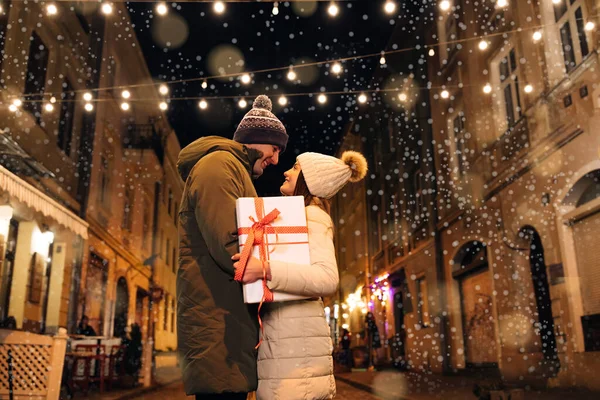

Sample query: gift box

[235,196,310,303]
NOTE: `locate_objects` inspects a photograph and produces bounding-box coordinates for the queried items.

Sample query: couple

[176,95,367,400]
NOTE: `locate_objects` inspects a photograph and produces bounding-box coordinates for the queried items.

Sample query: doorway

[113,277,129,338]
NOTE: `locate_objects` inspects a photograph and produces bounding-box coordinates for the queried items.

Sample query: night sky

[127,1,402,195]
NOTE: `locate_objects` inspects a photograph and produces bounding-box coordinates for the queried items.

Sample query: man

[76,315,97,336]
[176,95,288,399]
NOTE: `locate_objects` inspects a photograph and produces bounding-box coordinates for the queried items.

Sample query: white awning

[0,165,88,239]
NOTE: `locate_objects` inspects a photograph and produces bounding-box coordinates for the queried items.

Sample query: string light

[121,102,130,111]
[428,49,435,56]
[101,3,113,15]
[497,0,508,8]
[328,2,339,17]
[121,90,131,99]
[156,3,168,16]
[85,103,94,112]
[159,101,168,110]
[44,103,54,112]
[439,1,451,11]
[214,1,225,14]
[241,74,251,84]
[380,54,386,64]
[272,2,279,15]
[585,21,595,31]
[238,98,248,108]
[50,96,56,104]
[198,99,208,110]
[331,62,342,74]
[83,92,93,102]
[8,105,17,112]
[532,31,542,42]
[358,93,368,104]
[46,3,58,16]
[278,96,288,106]
[552,0,561,3]
[12,99,22,107]
[201,80,208,89]
[478,40,488,51]
[384,1,396,14]
[483,83,492,94]
[159,84,169,95]
[440,90,449,99]
[0,5,3,14]
[287,69,297,81]
[317,94,327,104]
[524,84,533,93]
[398,92,408,102]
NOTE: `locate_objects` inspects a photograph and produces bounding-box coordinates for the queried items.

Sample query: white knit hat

[297,151,368,199]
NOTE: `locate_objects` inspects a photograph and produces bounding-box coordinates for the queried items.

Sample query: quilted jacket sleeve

[267,205,339,297]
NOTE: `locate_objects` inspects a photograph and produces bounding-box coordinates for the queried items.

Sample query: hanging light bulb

[328,2,339,17]
[384,1,397,14]
[287,69,297,81]
[44,103,54,112]
[46,3,58,16]
[238,99,248,108]
[241,74,251,84]
[12,99,22,107]
[0,5,4,14]
[440,90,450,99]
[156,2,168,16]
[85,103,94,112]
[121,90,131,99]
[272,2,279,15]
[439,1,451,11]
[214,1,225,14]
[496,0,508,8]
[8,104,17,112]
[552,0,561,4]
[101,3,113,15]
[50,96,57,104]
[159,84,169,95]
[358,93,368,104]
[159,101,168,111]
[278,96,288,106]
[201,80,208,89]
[532,31,542,42]
[317,94,327,104]
[331,62,342,74]
[380,54,387,64]
[83,92,93,102]
[524,84,533,93]
[585,21,595,31]
[478,40,489,50]
[428,49,435,56]
[483,84,492,94]
[198,99,208,110]
[398,92,408,102]
[121,102,130,111]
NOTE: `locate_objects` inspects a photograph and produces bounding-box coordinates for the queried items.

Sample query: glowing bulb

[524,84,533,93]
[440,90,450,99]
[159,84,169,95]
[214,1,225,14]
[478,40,488,50]
[0,6,4,14]
[317,94,327,104]
[156,2,168,15]
[121,102,130,111]
[83,92,93,102]
[532,31,542,42]
[380,56,386,65]
[159,101,168,111]
[497,0,508,8]
[46,4,58,16]
[121,90,131,99]
[585,21,595,31]
[199,99,208,110]
[85,103,94,112]
[483,84,492,94]
[358,93,368,104]
[50,96,56,104]
[101,3,113,15]
[439,1,451,11]
[12,99,22,107]
[287,69,297,81]
[241,74,251,84]
[201,80,208,89]
[428,49,435,56]
[328,3,339,17]
[8,104,17,112]
[44,103,54,112]
[238,99,247,108]
[384,1,396,14]
[398,92,408,102]
[552,0,561,4]
[278,96,288,106]
[331,62,342,74]
[272,2,279,15]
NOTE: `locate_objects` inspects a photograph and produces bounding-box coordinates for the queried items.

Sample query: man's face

[246,144,281,177]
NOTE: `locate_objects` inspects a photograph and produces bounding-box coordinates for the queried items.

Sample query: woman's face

[280,162,301,196]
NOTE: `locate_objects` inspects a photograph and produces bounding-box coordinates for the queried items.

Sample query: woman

[233,150,367,400]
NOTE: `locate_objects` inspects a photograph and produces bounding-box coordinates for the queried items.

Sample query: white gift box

[236,196,310,303]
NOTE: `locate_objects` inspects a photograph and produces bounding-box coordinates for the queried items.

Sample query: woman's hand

[232,254,271,284]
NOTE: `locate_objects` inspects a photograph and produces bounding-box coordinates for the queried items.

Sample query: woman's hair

[293,171,331,215]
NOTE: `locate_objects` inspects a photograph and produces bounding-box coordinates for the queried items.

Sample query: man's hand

[232,254,271,284]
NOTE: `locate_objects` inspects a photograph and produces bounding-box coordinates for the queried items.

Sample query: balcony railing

[123,123,164,164]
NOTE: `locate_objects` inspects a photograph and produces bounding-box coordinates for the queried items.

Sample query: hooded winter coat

[257,205,339,400]
[176,136,261,395]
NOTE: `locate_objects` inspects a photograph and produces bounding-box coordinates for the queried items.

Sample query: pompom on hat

[233,95,289,152]
[297,150,368,199]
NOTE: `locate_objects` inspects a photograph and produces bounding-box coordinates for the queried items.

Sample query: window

[498,48,522,128]
[416,277,430,327]
[57,80,75,156]
[122,188,134,231]
[168,189,173,216]
[451,111,470,176]
[24,32,49,124]
[554,0,590,72]
[437,10,459,66]
[143,198,152,251]
[172,247,177,273]
[414,170,425,219]
[100,156,111,207]
[163,295,169,331]
[170,298,175,333]
[166,239,171,266]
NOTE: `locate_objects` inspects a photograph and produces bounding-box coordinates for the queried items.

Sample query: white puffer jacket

[256,205,339,400]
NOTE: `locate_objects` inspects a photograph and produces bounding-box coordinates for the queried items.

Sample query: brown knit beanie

[233,95,289,152]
